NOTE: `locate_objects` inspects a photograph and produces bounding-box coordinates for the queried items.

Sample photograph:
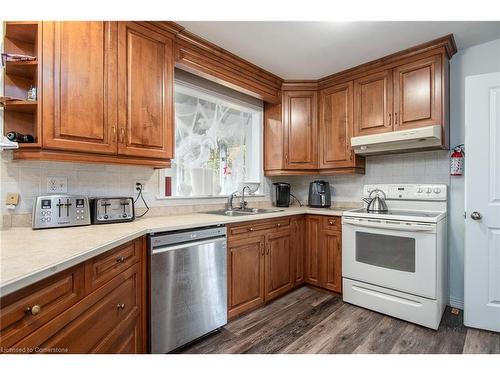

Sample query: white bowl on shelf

[238,182,261,195]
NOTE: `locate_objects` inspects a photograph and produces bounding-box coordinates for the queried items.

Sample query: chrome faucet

[226,191,238,210]
[240,185,251,210]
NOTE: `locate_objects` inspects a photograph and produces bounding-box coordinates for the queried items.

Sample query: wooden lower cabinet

[292,217,305,284]
[305,215,342,293]
[304,215,322,286]
[265,229,294,301]
[227,235,266,319]
[0,238,146,354]
[227,217,301,319]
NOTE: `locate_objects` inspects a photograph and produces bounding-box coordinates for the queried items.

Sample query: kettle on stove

[363,189,388,212]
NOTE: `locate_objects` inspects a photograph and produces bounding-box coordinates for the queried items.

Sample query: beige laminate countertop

[0,206,351,297]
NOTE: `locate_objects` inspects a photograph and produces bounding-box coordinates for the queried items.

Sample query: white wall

[449,38,500,308]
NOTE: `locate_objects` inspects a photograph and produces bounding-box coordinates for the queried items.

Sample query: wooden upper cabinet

[353,69,393,137]
[393,55,442,131]
[319,81,354,168]
[42,21,118,154]
[263,102,284,172]
[283,90,318,169]
[117,22,174,159]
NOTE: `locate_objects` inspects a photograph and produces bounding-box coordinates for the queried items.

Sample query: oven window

[355,232,416,272]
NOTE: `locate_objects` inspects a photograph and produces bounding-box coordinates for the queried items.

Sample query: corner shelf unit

[3,21,41,148]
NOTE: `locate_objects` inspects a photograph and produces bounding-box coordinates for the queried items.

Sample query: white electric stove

[342,184,448,330]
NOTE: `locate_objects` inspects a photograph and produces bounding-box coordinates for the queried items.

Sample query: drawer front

[85,238,141,293]
[0,266,85,349]
[323,216,341,231]
[229,217,291,238]
[16,264,141,354]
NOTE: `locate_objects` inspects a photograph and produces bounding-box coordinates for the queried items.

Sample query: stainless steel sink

[204,208,285,216]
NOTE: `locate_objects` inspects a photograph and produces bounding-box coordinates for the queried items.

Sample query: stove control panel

[32,195,91,229]
[364,184,447,200]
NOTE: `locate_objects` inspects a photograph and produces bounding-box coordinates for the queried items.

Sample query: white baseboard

[449,296,464,310]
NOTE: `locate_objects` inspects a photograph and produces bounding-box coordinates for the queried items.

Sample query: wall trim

[449,296,464,310]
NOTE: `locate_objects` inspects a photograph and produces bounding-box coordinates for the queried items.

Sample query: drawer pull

[25,304,41,316]
[249,228,254,232]
[329,220,336,225]
[116,256,125,263]
[116,303,125,310]
[276,223,281,227]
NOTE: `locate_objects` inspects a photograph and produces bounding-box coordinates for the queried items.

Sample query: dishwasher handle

[151,236,226,255]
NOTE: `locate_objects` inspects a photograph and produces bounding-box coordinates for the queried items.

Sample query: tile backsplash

[270,150,450,204]
[1,149,450,226]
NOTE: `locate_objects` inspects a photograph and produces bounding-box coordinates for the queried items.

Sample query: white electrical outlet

[47,176,68,193]
[134,180,148,193]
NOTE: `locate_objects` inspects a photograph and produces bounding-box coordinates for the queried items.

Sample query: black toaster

[90,197,135,224]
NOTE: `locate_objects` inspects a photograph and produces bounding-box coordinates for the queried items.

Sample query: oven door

[342,217,437,299]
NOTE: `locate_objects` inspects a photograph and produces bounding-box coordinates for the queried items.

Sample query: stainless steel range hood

[351,125,442,155]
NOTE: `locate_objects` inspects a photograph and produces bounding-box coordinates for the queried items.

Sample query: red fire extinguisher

[450,144,464,176]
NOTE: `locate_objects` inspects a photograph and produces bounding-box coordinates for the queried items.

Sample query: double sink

[205,208,285,216]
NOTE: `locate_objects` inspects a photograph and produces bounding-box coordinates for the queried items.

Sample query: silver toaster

[90,197,135,224]
[32,195,91,229]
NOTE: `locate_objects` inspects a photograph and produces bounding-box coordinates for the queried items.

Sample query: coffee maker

[272,182,291,207]
[308,180,331,208]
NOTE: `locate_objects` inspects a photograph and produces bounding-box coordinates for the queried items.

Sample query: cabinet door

[353,69,393,136]
[304,215,322,286]
[292,217,305,285]
[283,90,318,169]
[264,102,284,172]
[321,229,342,293]
[117,22,174,159]
[42,21,118,154]
[265,229,294,301]
[393,55,442,131]
[320,81,355,168]
[228,236,265,318]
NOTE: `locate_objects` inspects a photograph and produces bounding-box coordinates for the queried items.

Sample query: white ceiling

[177,21,500,79]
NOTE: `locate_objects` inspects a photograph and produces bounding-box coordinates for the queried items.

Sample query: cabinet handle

[111,126,117,142]
[394,112,398,125]
[276,223,281,228]
[388,113,392,126]
[116,303,125,310]
[249,227,254,232]
[329,219,336,225]
[116,256,125,263]
[25,304,41,316]
[260,244,265,255]
[119,128,125,144]
[285,154,288,163]
[266,245,270,255]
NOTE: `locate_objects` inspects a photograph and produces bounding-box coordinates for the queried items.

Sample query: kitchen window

[158,71,263,198]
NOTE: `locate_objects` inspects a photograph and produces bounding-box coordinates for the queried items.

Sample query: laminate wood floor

[179,286,500,354]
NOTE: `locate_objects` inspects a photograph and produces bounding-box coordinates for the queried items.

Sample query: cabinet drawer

[84,238,141,293]
[15,264,141,354]
[323,216,341,231]
[229,217,291,237]
[0,266,85,349]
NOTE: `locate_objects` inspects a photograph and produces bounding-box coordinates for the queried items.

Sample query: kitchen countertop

[0,206,353,297]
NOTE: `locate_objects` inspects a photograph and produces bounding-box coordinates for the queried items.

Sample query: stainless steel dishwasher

[148,225,227,353]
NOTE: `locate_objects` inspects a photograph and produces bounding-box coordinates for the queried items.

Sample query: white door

[464,72,500,332]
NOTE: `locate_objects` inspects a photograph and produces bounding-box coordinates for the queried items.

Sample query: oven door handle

[343,218,436,232]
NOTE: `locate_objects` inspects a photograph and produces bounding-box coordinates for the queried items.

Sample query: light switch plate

[47,176,68,193]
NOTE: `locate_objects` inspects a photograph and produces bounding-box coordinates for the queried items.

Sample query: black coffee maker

[272,182,291,207]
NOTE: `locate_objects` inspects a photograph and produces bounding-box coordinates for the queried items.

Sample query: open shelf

[5,22,38,44]
[3,100,37,113]
[3,22,40,147]
[5,60,38,79]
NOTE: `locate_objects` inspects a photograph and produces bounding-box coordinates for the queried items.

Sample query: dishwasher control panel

[150,225,227,249]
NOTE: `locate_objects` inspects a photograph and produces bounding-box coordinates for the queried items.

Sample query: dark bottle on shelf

[6,131,35,143]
